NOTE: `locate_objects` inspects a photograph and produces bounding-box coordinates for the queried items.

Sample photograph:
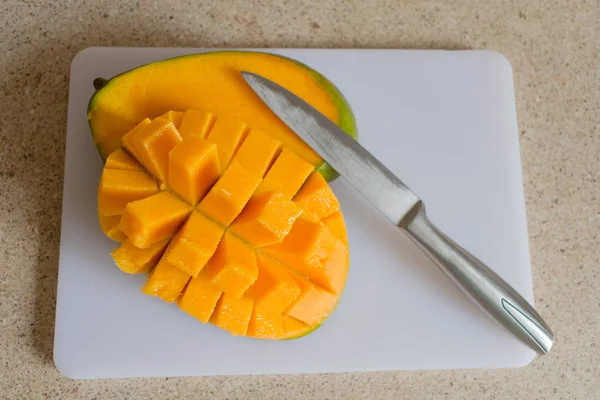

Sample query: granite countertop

[1,0,598,398]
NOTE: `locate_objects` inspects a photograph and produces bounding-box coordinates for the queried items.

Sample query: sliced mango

[112,239,170,274]
[246,253,300,316]
[247,310,284,339]
[255,148,314,198]
[168,137,221,205]
[178,109,215,139]
[263,218,339,292]
[142,256,191,302]
[282,316,311,339]
[165,211,224,277]
[206,232,258,299]
[105,148,143,171]
[122,117,182,182]
[210,293,254,336]
[294,172,340,221]
[231,129,281,177]
[196,161,262,227]
[97,112,349,340]
[98,169,158,216]
[120,191,191,248]
[98,213,127,242]
[178,270,222,323]
[285,273,338,327]
[229,191,302,247]
[321,211,347,244]
[206,118,249,169]
[157,110,184,128]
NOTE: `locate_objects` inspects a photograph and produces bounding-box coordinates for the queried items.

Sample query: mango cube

[142,256,191,302]
[178,270,223,323]
[245,253,300,316]
[197,162,262,227]
[247,310,284,339]
[168,137,221,205]
[210,293,254,336]
[229,191,302,247]
[112,239,170,274]
[98,169,158,216]
[122,117,182,182]
[231,129,281,177]
[294,172,340,221]
[157,110,184,128]
[206,232,258,299]
[120,191,191,248]
[178,109,215,139]
[321,211,347,244]
[255,148,314,198]
[105,148,143,171]
[285,273,338,326]
[165,211,225,277]
[206,117,249,169]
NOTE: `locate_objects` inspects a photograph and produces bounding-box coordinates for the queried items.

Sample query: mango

[97,112,350,339]
[87,51,357,181]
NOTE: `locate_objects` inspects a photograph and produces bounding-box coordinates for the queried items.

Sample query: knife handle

[404,206,554,355]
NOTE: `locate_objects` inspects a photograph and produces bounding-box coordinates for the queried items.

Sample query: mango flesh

[97,112,350,339]
[87,51,357,181]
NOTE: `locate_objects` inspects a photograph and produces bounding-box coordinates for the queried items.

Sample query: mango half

[98,112,349,340]
[88,51,357,181]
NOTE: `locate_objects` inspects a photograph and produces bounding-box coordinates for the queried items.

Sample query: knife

[241,71,554,355]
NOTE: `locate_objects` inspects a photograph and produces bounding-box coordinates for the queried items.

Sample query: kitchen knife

[241,71,554,355]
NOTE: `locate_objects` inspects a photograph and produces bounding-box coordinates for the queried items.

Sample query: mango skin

[87,51,358,181]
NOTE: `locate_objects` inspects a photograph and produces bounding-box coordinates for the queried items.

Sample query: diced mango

[120,118,152,159]
[122,117,182,182]
[178,270,223,323]
[111,239,170,274]
[245,253,300,316]
[263,218,339,292]
[285,273,338,326]
[210,293,254,336]
[255,148,314,198]
[98,169,159,216]
[105,148,143,171]
[229,191,302,247]
[320,238,350,294]
[142,256,191,302]
[282,316,310,339]
[98,213,127,242]
[178,109,215,139]
[168,137,221,205]
[165,211,224,277]
[247,310,284,339]
[157,110,184,128]
[206,232,258,299]
[321,211,347,244]
[294,172,340,221]
[206,118,249,169]
[231,129,281,177]
[197,162,262,227]
[120,191,191,248]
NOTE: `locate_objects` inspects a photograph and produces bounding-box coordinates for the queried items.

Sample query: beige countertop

[1,0,598,398]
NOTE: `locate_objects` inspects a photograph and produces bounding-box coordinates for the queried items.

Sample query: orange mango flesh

[196,161,262,226]
[229,191,303,247]
[165,211,225,277]
[206,232,259,299]
[157,110,184,128]
[255,148,315,199]
[97,112,349,339]
[206,118,249,169]
[87,52,348,169]
[178,270,222,323]
[178,110,215,139]
[168,137,221,205]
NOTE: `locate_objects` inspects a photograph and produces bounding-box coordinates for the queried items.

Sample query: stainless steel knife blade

[241,70,554,355]
[241,71,421,227]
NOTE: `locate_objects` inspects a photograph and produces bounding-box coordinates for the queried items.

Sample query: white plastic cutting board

[55,48,536,379]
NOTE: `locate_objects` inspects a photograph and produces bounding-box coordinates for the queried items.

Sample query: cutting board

[55,48,536,379]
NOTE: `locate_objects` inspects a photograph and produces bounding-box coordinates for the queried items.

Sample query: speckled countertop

[1,0,598,398]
